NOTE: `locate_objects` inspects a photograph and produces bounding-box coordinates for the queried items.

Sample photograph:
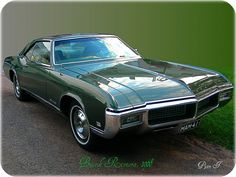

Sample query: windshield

[54,37,140,64]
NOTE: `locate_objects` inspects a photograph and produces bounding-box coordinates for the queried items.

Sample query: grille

[148,103,196,125]
[197,93,219,116]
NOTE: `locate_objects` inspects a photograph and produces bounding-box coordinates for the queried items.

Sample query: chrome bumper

[91,86,233,139]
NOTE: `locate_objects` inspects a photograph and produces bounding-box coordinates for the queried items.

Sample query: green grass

[189,67,234,150]
[190,99,234,150]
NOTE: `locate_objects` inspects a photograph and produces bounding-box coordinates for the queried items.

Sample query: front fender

[3,56,15,80]
[59,92,85,110]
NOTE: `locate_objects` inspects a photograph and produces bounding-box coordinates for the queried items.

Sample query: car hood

[133,59,230,97]
[62,59,200,109]
[62,58,230,110]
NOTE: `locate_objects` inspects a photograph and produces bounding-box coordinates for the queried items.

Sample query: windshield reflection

[54,37,139,64]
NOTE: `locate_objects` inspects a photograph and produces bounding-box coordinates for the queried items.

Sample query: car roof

[19,33,117,55]
[36,33,116,41]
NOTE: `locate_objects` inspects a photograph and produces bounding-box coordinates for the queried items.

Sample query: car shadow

[90,130,182,155]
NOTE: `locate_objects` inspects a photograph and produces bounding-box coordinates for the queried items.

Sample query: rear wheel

[13,74,28,101]
[69,101,98,150]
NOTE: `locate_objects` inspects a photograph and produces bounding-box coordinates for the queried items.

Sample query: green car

[3,34,233,149]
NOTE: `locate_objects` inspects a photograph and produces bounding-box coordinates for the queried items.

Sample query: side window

[26,42,51,65]
[25,45,34,60]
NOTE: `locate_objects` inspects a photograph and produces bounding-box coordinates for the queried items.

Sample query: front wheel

[13,74,28,101]
[69,102,98,150]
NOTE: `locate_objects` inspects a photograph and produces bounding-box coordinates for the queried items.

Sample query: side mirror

[19,55,27,65]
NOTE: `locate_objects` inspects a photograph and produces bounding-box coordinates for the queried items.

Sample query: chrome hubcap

[71,107,90,143]
[14,76,20,97]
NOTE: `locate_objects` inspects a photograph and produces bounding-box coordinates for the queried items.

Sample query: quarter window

[26,42,51,65]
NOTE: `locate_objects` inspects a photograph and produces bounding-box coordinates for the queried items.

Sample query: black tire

[69,101,99,150]
[13,74,29,101]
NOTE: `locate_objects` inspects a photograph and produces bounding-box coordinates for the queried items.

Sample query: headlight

[121,114,142,128]
[219,89,232,101]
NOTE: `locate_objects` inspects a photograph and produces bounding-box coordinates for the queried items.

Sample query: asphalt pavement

[1,74,234,175]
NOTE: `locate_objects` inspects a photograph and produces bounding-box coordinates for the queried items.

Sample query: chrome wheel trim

[70,105,90,145]
[13,75,21,98]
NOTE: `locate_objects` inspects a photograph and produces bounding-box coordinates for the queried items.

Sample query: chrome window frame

[22,40,52,68]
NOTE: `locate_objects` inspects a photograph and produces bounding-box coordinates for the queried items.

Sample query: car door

[19,41,51,100]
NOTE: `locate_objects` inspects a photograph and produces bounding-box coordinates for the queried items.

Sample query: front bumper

[91,86,233,139]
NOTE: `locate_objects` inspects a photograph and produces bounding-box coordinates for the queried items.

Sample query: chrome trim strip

[21,87,61,111]
[55,56,141,66]
[90,125,105,135]
[34,62,51,68]
[144,95,196,105]
[107,95,196,112]
[146,98,197,110]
